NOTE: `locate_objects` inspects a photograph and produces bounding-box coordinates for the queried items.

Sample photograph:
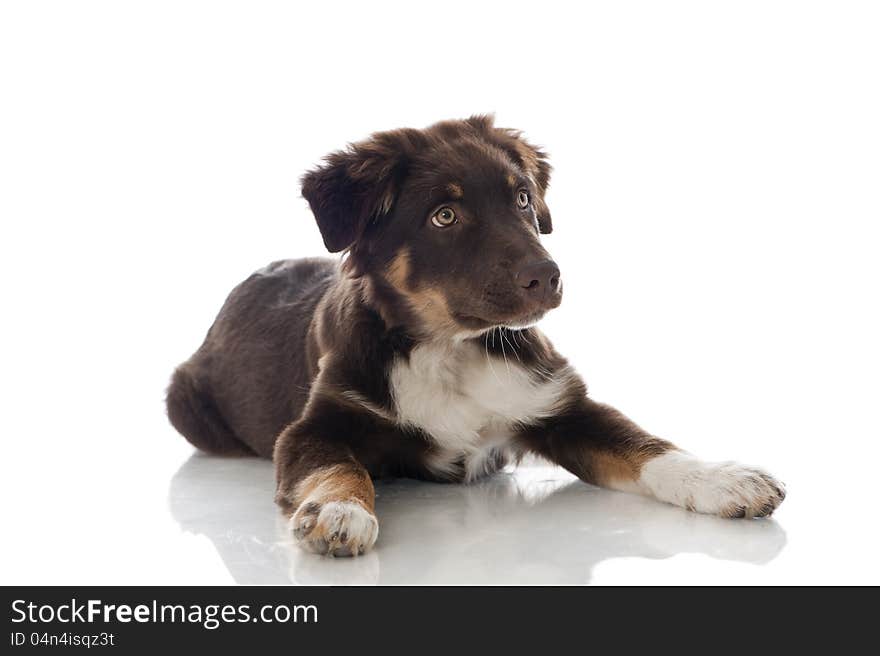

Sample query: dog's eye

[517,190,530,209]
[431,207,457,228]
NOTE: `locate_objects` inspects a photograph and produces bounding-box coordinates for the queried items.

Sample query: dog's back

[166,257,336,458]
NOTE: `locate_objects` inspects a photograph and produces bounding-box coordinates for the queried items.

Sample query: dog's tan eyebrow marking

[446,182,463,198]
[507,174,517,188]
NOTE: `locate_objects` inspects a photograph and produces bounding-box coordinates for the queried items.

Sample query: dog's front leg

[517,396,786,518]
[273,397,381,556]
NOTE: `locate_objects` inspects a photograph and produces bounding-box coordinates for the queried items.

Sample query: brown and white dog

[167,116,785,557]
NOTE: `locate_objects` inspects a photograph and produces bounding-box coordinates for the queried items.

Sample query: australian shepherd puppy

[167,116,785,557]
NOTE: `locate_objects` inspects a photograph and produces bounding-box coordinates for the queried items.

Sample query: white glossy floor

[166,455,792,585]
[3,425,879,585]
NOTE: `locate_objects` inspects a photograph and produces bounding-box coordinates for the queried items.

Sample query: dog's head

[301,115,561,338]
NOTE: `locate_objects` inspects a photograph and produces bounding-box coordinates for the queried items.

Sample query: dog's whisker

[510,329,521,350]
[502,328,522,363]
[496,327,512,375]
[484,330,503,384]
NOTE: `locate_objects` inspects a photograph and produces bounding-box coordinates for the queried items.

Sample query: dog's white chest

[389,341,565,479]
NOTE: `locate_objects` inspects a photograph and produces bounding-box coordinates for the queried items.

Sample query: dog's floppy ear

[301,130,420,253]
[467,114,554,234]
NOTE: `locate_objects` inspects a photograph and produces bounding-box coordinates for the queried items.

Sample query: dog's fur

[167,116,785,557]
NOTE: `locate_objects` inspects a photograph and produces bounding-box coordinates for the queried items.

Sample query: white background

[1,1,878,584]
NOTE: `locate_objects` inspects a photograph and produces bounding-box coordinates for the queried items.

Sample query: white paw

[290,500,379,557]
[638,452,786,518]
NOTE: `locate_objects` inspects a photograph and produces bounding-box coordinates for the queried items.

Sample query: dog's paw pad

[290,500,378,557]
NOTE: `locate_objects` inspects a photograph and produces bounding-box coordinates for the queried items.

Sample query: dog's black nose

[516,260,561,298]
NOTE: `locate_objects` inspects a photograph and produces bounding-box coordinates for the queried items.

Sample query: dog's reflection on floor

[169,453,787,584]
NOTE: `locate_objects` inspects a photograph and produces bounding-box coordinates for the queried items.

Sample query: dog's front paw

[290,499,379,556]
[640,452,786,518]
[703,462,787,518]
